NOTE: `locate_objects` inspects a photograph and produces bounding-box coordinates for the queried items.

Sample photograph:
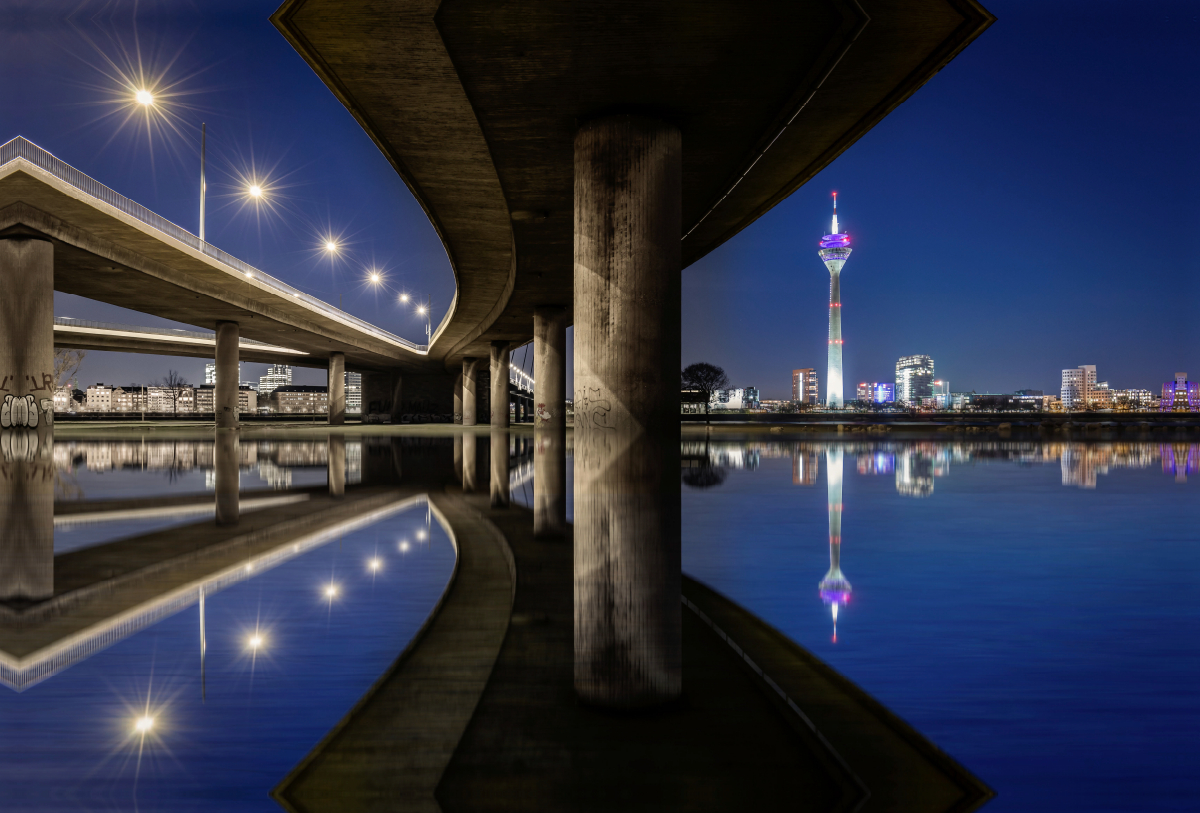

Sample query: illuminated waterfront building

[258,364,294,398]
[819,448,851,640]
[1060,364,1097,410]
[818,194,851,408]
[856,382,870,402]
[1161,372,1199,412]
[792,369,819,405]
[896,355,934,404]
[873,383,895,404]
[932,380,950,409]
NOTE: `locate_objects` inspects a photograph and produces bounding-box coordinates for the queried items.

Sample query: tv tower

[818,193,852,408]
[819,448,852,642]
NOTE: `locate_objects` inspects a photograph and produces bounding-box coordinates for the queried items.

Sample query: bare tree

[681,362,730,423]
[53,348,86,389]
[155,370,189,415]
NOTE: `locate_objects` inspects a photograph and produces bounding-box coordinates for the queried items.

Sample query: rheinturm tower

[819,448,852,641]
[818,193,852,408]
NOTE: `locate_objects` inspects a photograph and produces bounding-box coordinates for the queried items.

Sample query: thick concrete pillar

[573,115,682,707]
[534,305,568,538]
[462,358,480,427]
[328,353,345,425]
[453,371,464,424]
[490,429,510,508]
[328,434,345,498]
[462,430,477,492]
[490,342,511,428]
[214,429,240,525]
[0,238,54,438]
[215,321,239,429]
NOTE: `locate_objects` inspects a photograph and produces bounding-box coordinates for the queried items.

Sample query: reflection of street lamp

[325,240,338,253]
[135,89,154,106]
[248,184,263,198]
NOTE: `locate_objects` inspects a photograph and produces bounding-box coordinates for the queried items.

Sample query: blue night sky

[3,1,1197,397]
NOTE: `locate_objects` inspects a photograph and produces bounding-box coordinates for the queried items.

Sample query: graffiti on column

[536,403,554,422]
[1,394,41,429]
[574,387,614,468]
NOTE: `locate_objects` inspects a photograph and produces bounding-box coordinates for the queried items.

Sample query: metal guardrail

[54,316,291,348]
[3,136,428,354]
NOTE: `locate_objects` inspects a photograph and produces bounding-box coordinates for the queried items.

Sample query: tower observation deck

[818,193,852,409]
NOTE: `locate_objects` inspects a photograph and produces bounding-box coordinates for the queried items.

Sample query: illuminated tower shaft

[818,194,851,408]
[819,448,852,640]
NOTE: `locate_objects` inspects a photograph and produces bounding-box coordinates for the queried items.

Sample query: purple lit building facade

[1160,373,1199,412]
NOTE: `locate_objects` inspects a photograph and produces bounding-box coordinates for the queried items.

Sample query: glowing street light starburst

[134,715,154,733]
[135,89,154,106]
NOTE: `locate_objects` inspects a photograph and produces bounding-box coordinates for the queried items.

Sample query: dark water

[0,436,454,812]
[681,439,1200,813]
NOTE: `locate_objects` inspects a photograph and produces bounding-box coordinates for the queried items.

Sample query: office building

[1061,365,1097,410]
[873,382,895,404]
[818,194,851,408]
[270,385,329,414]
[932,380,950,409]
[792,369,819,405]
[1161,373,1199,412]
[896,355,935,404]
[206,361,247,386]
[710,387,759,410]
[195,385,258,414]
[1111,388,1155,409]
[258,364,293,398]
[856,382,871,402]
[346,371,362,414]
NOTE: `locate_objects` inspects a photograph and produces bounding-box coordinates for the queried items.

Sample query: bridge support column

[215,321,239,429]
[490,341,511,428]
[328,353,345,425]
[453,371,464,424]
[573,115,682,708]
[0,237,54,439]
[462,357,479,426]
[534,305,568,539]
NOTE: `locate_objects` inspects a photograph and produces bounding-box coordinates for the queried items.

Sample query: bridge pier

[215,321,239,429]
[328,353,345,425]
[462,357,480,426]
[573,115,682,708]
[453,371,464,424]
[533,305,568,539]
[490,341,510,428]
[0,237,54,439]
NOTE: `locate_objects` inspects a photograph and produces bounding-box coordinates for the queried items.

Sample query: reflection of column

[453,432,463,484]
[462,358,479,427]
[0,430,54,600]
[819,448,852,642]
[490,342,511,428]
[215,321,240,429]
[215,429,240,525]
[573,115,682,707]
[534,305,568,538]
[462,430,477,493]
[328,434,345,497]
[490,429,510,508]
[328,353,345,425]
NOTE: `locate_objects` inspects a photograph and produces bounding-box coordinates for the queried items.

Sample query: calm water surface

[682,438,1200,813]
[1,436,454,812]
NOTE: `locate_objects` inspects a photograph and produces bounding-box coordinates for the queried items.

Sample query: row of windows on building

[1061,366,1193,411]
[56,375,363,414]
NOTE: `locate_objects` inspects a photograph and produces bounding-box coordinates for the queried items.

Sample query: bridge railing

[54,317,297,349]
[3,136,428,354]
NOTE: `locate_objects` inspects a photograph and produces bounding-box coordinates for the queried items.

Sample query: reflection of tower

[819,448,851,641]
[818,194,852,409]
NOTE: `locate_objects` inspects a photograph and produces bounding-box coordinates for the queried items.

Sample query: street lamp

[135,89,154,106]
[325,240,338,253]
[416,300,431,343]
[248,183,263,198]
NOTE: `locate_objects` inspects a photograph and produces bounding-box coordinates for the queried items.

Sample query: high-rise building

[872,383,895,404]
[856,382,871,402]
[258,364,293,398]
[792,368,819,404]
[896,355,934,404]
[1061,364,1097,410]
[345,371,362,414]
[818,194,851,408]
[205,361,244,386]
